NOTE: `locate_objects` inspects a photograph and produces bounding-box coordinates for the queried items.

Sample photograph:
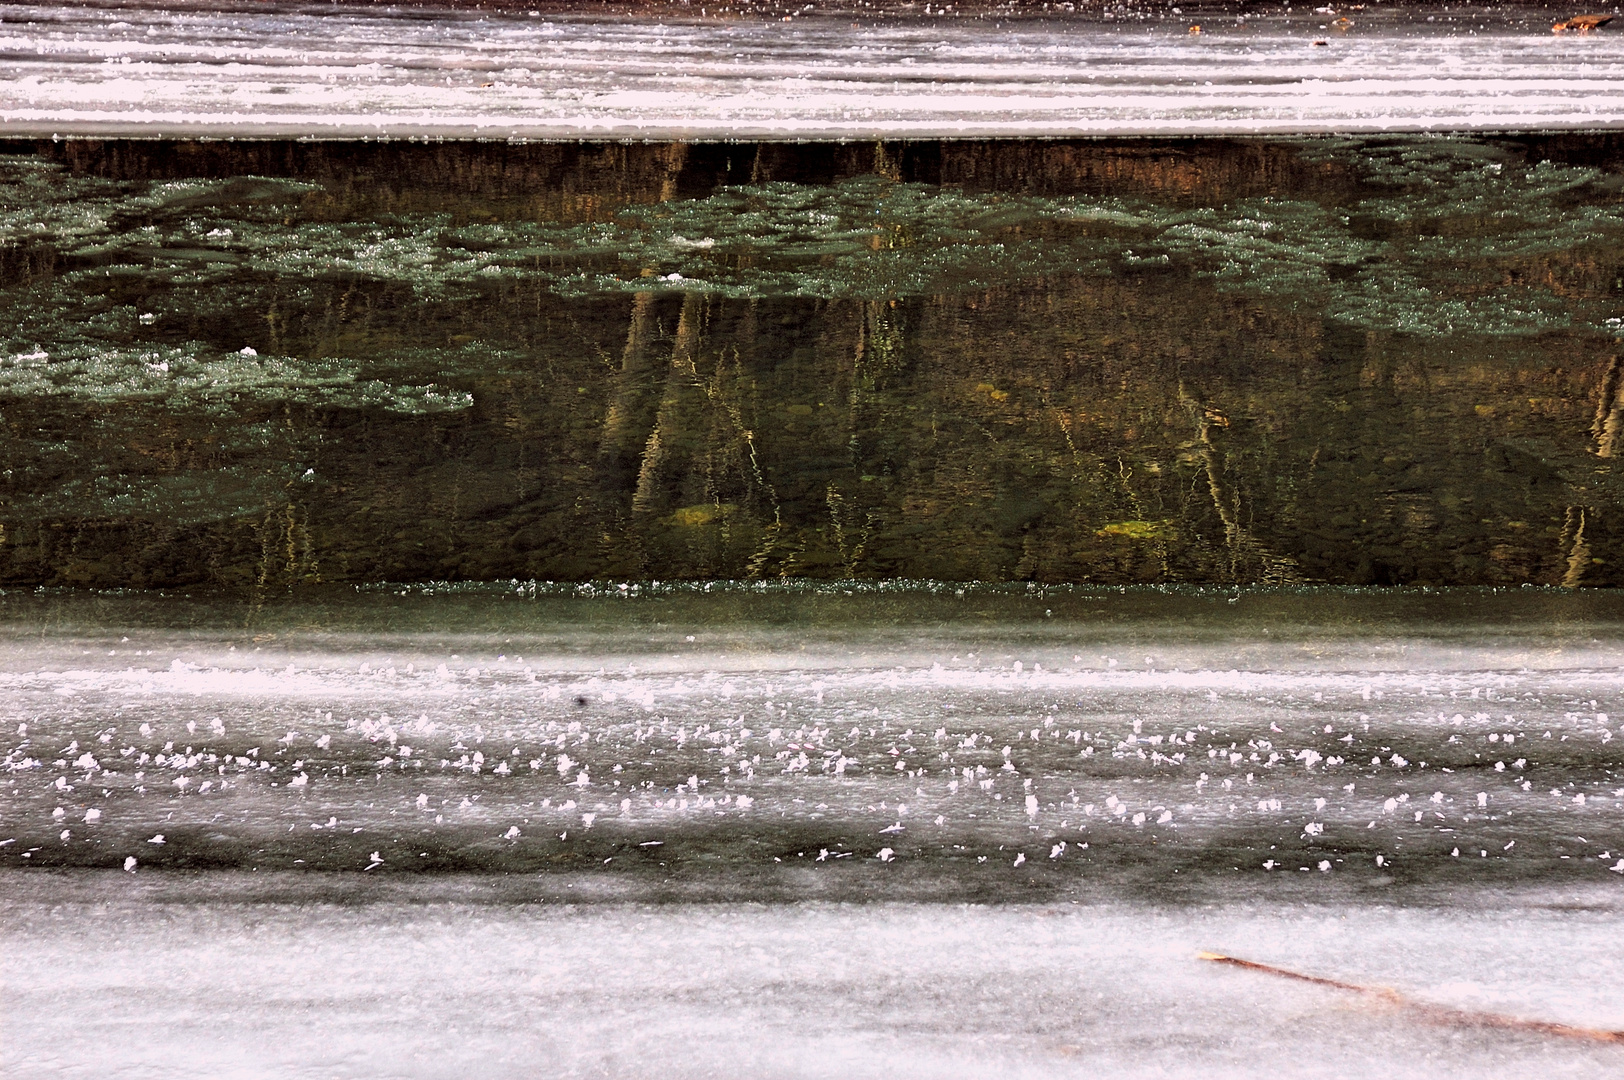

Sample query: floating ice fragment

[877,847,895,862]
[123,856,137,872]
[1317,861,1331,872]
[147,833,164,844]
[83,808,101,823]
[502,826,521,840]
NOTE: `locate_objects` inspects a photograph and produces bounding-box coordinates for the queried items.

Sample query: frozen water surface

[5,877,1624,1079]
[3,585,1622,889]
[2,3,1624,137]
[5,6,1624,1075]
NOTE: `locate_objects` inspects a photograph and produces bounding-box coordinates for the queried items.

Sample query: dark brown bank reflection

[3,136,1624,592]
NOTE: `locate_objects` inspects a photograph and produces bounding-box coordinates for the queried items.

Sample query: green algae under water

[3,135,1624,590]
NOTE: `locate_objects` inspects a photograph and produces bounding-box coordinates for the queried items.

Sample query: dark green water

[4,135,1624,592]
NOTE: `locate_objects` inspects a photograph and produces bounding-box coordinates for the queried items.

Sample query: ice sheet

[5,586,1623,893]
[5,879,1624,1079]
[3,4,1624,138]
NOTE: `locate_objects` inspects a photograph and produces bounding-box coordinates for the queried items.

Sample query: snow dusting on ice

[1,4,1623,137]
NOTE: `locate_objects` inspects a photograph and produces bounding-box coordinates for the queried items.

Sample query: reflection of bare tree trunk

[1593,356,1623,459]
[249,502,315,614]
[829,299,889,574]
[1179,382,1303,584]
[597,144,690,491]
[1561,506,1592,588]
[1559,355,1624,585]
[657,143,688,202]
[873,141,901,181]
[632,292,705,515]
[599,291,662,479]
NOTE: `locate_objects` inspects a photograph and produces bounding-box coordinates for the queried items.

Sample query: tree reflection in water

[2,135,1623,591]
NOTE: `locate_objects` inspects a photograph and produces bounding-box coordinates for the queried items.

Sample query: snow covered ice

[6,866,1624,1078]
[7,587,1624,1076]
[3,3,1624,137]
[5,586,1623,891]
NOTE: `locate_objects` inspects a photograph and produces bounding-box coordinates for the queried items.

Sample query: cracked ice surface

[2,4,1624,138]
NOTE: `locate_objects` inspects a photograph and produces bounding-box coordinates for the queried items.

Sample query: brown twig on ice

[1553,14,1615,33]
[1197,952,1624,1044]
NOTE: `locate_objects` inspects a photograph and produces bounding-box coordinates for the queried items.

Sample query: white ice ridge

[2,5,1624,138]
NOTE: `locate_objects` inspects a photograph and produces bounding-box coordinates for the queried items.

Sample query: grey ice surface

[3,3,1624,138]
[5,876,1624,1079]
[5,585,1624,888]
[5,586,1624,1076]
